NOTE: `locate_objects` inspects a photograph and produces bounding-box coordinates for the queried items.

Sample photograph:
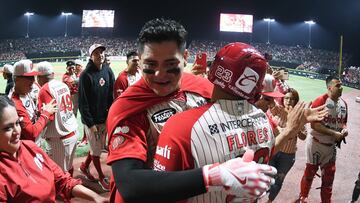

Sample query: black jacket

[78,60,115,127]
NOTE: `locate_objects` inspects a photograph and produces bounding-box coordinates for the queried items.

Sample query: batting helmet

[208,42,267,99]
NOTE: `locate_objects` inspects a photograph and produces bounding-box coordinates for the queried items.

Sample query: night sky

[1,0,359,62]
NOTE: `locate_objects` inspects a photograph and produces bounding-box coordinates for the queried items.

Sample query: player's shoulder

[166,103,212,127]
[312,93,328,107]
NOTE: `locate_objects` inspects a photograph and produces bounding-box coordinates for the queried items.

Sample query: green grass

[2,61,356,157]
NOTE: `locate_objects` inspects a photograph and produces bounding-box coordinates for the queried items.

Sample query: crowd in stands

[343,66,360,84]
[0,37,358,85]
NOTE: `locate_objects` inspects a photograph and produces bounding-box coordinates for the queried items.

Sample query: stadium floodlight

[263,18,275,44]
[305,20,316,48]
[24,12,34,38]
[61,12,73,37]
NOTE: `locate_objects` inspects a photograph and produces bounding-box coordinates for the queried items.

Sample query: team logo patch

[99,78,105,86]
[340,106,346,113]
[114,126,130,134]
[235,67,259,94]
[151,108,176,123]
[34,153,44,171]
[209,124,219,135]
[112,136,126,150]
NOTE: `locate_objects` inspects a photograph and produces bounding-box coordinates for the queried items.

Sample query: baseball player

[349,172,360,203]
[113,51,141,99]
[153,42,327,203]
[36,61,78,176]
[107,19,284,203]
[1,64,14,96]
[11,59,57,145]
[296,75,348,203]
[78,43,115,191]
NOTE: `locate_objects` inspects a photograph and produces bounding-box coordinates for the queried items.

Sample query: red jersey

[12,93,51,142]
[0,140,81,202]
[154,100,275,203]
[113,70,141,99]
[310,93,348,144]
[106,73,213,203]
[62,72,79,95]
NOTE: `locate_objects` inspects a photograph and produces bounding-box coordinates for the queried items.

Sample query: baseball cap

[36,61,54,76]
[66,60,75,67]
[208,42,268,100]
[2,64,14,74]
[74,59,83,66]
[13,59,40,77]
[260,74,284,98]
[89,44,105,56]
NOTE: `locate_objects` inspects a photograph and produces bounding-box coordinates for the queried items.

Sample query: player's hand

[202,150,276,199]
[333,131,344,142]
[303,103,328,123]
[191,63,206,76]
[341,128,348,137]
[42,99,57,115]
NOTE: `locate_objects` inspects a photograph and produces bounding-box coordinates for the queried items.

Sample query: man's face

[15,76,35,95]
[140,41,186,96]
[91,48,105,67]
[255,95,275,112]
[127,55,140,72]
[67,66,75,74]
[328,79,343,99]
[75,65,82,73]
[37,75,48,87]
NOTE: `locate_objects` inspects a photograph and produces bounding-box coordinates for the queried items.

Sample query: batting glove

[202,150,277,200]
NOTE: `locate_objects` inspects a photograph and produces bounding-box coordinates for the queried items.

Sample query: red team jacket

[106,73,213,203]
[62,73,79,95]
[113,71,129,99]
[0,140,81,202]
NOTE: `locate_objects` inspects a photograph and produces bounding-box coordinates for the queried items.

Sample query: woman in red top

[0,95,108,203]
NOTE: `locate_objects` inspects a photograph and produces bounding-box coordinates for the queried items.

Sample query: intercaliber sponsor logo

[151,108,176,123]
[235,67,259,94]
[156,145,171,159]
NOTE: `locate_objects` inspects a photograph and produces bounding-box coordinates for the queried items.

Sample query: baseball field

[2,60,360,202]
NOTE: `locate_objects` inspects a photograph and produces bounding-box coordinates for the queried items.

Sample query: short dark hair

[0,95,15,121]
[138,18,187,54]
[326,75,339,87]
[126,51,139,61]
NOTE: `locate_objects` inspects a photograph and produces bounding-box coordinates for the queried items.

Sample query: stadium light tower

[263,18,275,44]
[305,20,316,48]
[62,12,72,37]
[24,12,34,38]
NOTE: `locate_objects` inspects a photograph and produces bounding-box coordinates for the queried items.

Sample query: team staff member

[11,59,56,143]
[296,75,348,203]
[37,61,78,176]
[0,95,108,203]
[1,64,14,96]
[107,18,279,203]
[113,51,141,99]
[153,43,327,202]
[78,44,115,191]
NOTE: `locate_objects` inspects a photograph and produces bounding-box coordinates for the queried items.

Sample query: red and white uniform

[12,92,51,145]
[0,140,81,202]
[62,72,80,116]
[106,73,213,203]
[113,70,141,99]
[154,99,275,203]
[306,94,348,166]
[38,80,78,171]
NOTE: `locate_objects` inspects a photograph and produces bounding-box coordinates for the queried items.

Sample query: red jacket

[0,141,81,202]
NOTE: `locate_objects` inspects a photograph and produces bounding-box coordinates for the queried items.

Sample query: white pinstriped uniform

[41,80,78,171]
[154,100,275,203]
[306,94,347,167]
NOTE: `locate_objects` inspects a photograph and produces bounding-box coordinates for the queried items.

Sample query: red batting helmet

[208,42,267,99]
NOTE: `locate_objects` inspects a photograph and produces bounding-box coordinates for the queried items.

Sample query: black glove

[336,137,347,149]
